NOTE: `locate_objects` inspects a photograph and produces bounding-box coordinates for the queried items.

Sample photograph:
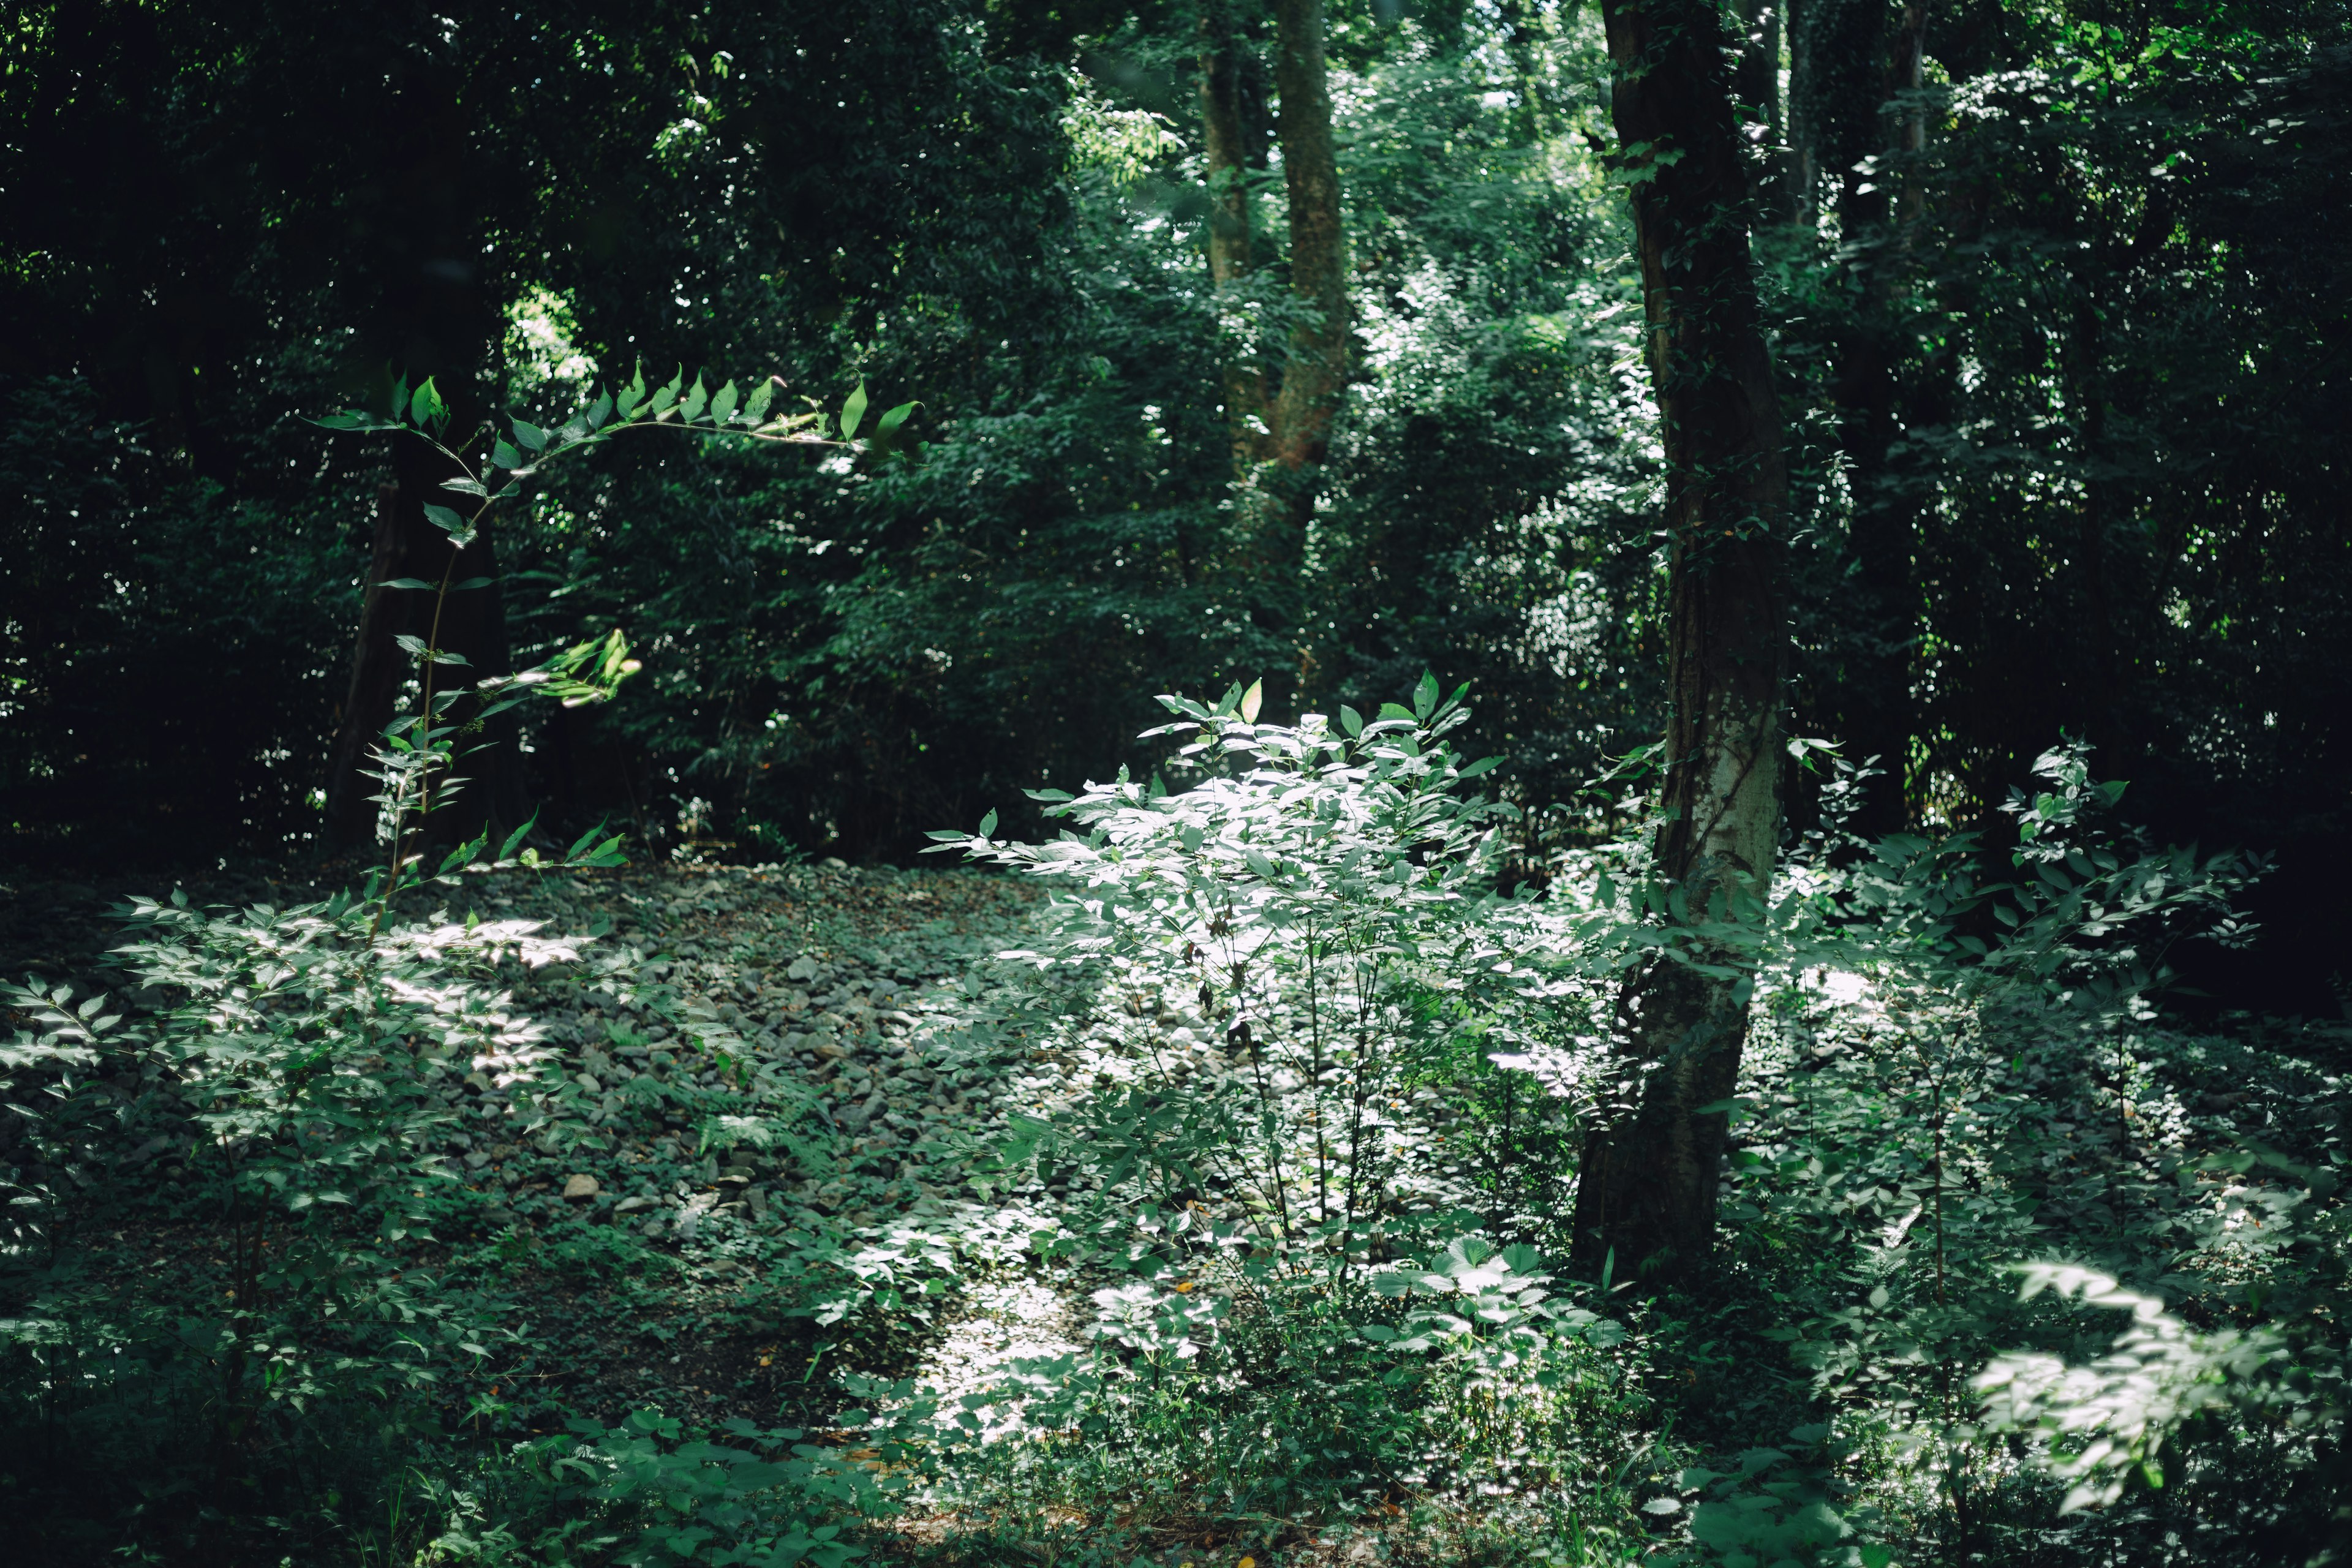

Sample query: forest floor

[1,854,1113,1450]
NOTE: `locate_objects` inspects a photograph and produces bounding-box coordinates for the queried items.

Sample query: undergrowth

[4,674,2345,1567]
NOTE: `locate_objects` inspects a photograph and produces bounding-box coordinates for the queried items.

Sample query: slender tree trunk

[1270,0,1348,481]
[1737,0,1782,172]
[321,61,524,854]
[1828,0,1928,837]
[1199,7,1273,479]
[1571,0,1789,1283]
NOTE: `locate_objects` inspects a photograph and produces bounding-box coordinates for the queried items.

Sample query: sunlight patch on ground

[916,1276,1083,1442]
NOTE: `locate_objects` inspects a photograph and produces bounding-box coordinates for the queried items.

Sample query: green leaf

[410,377,447,429]
[874,400,920,445]
[1238,679,1264,724]
[312,410,398,432]
[650,368,684,417]
[709,379,740,426]
[499,810,541,861]
[978,808,998,839]
[377,577,435,590]
[511,418,549,453]
[680,374,710,424]
[449,576,495,590]
[1413,669,1440,721]
[745,379,777,426]
[423,503,470,538]
[616,364,647,420]
[491,439,524,470]
[839,382,869,441]
[1340,704,1365,737]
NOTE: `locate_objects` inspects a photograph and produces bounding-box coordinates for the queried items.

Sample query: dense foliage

[3,0,2348,1563]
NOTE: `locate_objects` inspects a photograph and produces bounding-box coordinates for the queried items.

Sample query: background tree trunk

[1199,6,1273,481]
[320,61,524,856]
[1269,0,1348,482]
[1827,0,1929,837]
[1571,0,1789,1283]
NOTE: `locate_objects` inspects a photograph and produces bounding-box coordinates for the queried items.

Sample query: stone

[615,1195,653,1215]
[562,1174,600,1200]
[575,1072,601,1093]
[786,956,818,982]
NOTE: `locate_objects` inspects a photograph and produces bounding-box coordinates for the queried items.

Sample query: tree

[1197,0,1274,480]
[1570,0,1790,1281]
[323,55,522,853]
[1267,0,1349,494]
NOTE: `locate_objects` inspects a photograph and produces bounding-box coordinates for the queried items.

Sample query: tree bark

[1199,6,1273,479]
[1269,0,1348,480]
[321,59,524,855]
[1571,0,1789,1283]
[1826,0,1929,837]
[323,443,523,853]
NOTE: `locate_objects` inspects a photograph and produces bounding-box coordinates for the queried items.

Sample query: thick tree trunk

[1269,0,1348,480]
[1199,8,1273,479]
[1572,0,1789,1283]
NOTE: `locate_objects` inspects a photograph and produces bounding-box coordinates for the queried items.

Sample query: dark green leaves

[410,377,448,431]
[422,503,473,546]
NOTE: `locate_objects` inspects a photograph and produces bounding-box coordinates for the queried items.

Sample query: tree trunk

[1199,6,1273,480]
[321,60,523,856]
[323,440,524,853]
[1269,0,1348,480]
[1571,0,1789,1284]
[1737,0,1782,178]
[1826,0,1928,837]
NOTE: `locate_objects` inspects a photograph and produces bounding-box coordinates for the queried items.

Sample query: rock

[464,1150,492,1170]
[786,956,819,982]
[675,1192,718,1238]
[562,1174,600,1200]
[575,1072,601,1093]
[615,1195,653,1214]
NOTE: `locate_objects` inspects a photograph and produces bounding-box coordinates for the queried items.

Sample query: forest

[1,0,2347,1562]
